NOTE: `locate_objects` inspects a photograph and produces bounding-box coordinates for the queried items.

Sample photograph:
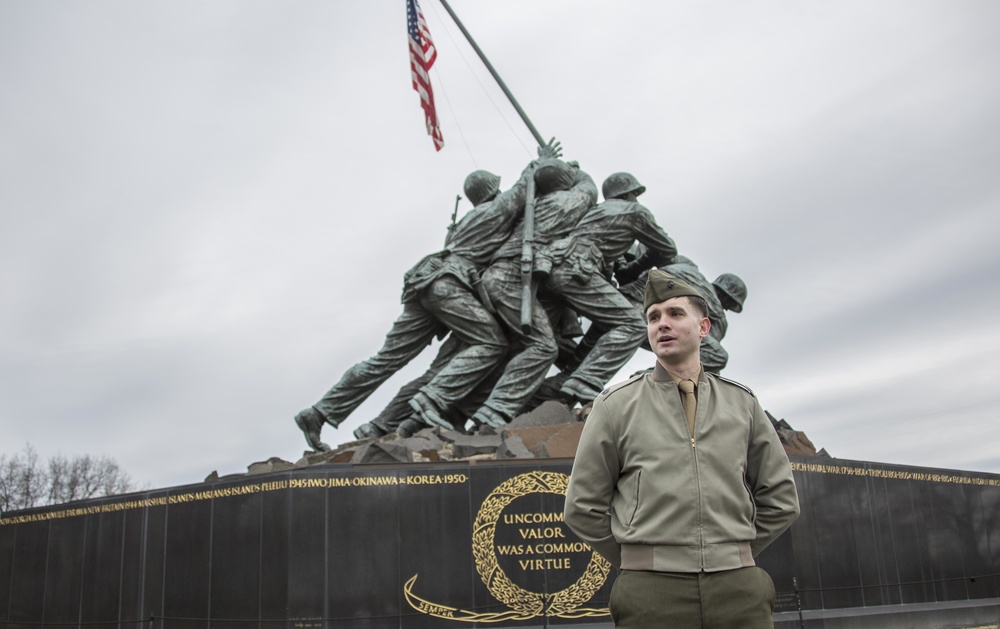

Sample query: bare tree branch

[1,444,138,511]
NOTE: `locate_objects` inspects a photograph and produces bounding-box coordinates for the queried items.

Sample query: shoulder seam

[714,374,755,397]
[598,372,644,401]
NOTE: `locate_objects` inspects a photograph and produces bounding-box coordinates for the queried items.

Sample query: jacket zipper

[691,386,705,571]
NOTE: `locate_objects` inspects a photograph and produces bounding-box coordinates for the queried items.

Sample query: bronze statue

[466,158,598,428]
[296,143,562,450]
[296,161,535,451]
[535,172,677,403]
[296,155,749,450]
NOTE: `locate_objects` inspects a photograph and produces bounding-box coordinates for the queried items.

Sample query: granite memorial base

[2,455,999,629]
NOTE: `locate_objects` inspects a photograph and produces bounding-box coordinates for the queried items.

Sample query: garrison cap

[643,269,703,311]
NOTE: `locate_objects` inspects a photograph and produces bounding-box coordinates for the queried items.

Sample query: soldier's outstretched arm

[564,168,599,208]
[634,205,678,263]
[492,159,538,217]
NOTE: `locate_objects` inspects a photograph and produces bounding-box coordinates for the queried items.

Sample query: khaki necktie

[678,379,697,438]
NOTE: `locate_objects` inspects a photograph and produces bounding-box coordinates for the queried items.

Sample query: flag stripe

[407,0,443,151]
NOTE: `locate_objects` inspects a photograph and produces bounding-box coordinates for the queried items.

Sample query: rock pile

[767,411,828,457]
[297,400,583,466]
[207,402,826,482]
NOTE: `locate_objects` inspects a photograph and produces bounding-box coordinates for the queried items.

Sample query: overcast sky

[2,1,999,491]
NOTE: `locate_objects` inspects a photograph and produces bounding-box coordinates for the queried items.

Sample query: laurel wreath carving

[471,471,611,618]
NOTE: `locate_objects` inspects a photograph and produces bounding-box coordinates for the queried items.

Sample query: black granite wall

[780,458,1000,611]
[1,456,998,628]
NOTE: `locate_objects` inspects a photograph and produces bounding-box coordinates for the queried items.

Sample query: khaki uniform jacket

[564,363,799,572]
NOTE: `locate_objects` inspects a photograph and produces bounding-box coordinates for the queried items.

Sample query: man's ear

[699,317,711,339]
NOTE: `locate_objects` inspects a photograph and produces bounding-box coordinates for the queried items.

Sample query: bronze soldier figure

[540,172,678,402]
[467,158,599,428]
[294,157,546,451]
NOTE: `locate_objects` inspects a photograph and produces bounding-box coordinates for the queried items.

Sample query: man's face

[646,296,710,365]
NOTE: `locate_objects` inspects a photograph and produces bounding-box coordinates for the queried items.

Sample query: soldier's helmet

[464,170,501,206]
[534,158,577,196]
[602,172,646,201]
[712,273,748,313]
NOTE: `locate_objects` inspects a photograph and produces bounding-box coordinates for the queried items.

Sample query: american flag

[407,0,444,151]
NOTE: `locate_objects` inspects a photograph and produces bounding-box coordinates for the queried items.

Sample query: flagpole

[436,0,546,148]
[435,0,548,334]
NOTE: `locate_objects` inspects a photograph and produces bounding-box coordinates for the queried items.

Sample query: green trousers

[610,567,775,629]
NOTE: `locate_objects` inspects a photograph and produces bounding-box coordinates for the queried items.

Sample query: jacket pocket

[742,475,757,524]
[627,470,641,527]
[612,470,642,530]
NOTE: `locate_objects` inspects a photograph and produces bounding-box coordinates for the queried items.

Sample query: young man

[564,270,799,628]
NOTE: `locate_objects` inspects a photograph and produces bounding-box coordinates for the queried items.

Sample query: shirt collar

[651,361,704,385]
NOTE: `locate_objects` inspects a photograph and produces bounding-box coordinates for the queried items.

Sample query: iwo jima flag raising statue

[294,0,748,451]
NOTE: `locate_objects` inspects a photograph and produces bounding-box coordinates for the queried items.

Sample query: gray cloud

[2,1,998,489]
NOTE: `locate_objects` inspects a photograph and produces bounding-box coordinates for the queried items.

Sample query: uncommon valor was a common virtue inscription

[405,470,611,622]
